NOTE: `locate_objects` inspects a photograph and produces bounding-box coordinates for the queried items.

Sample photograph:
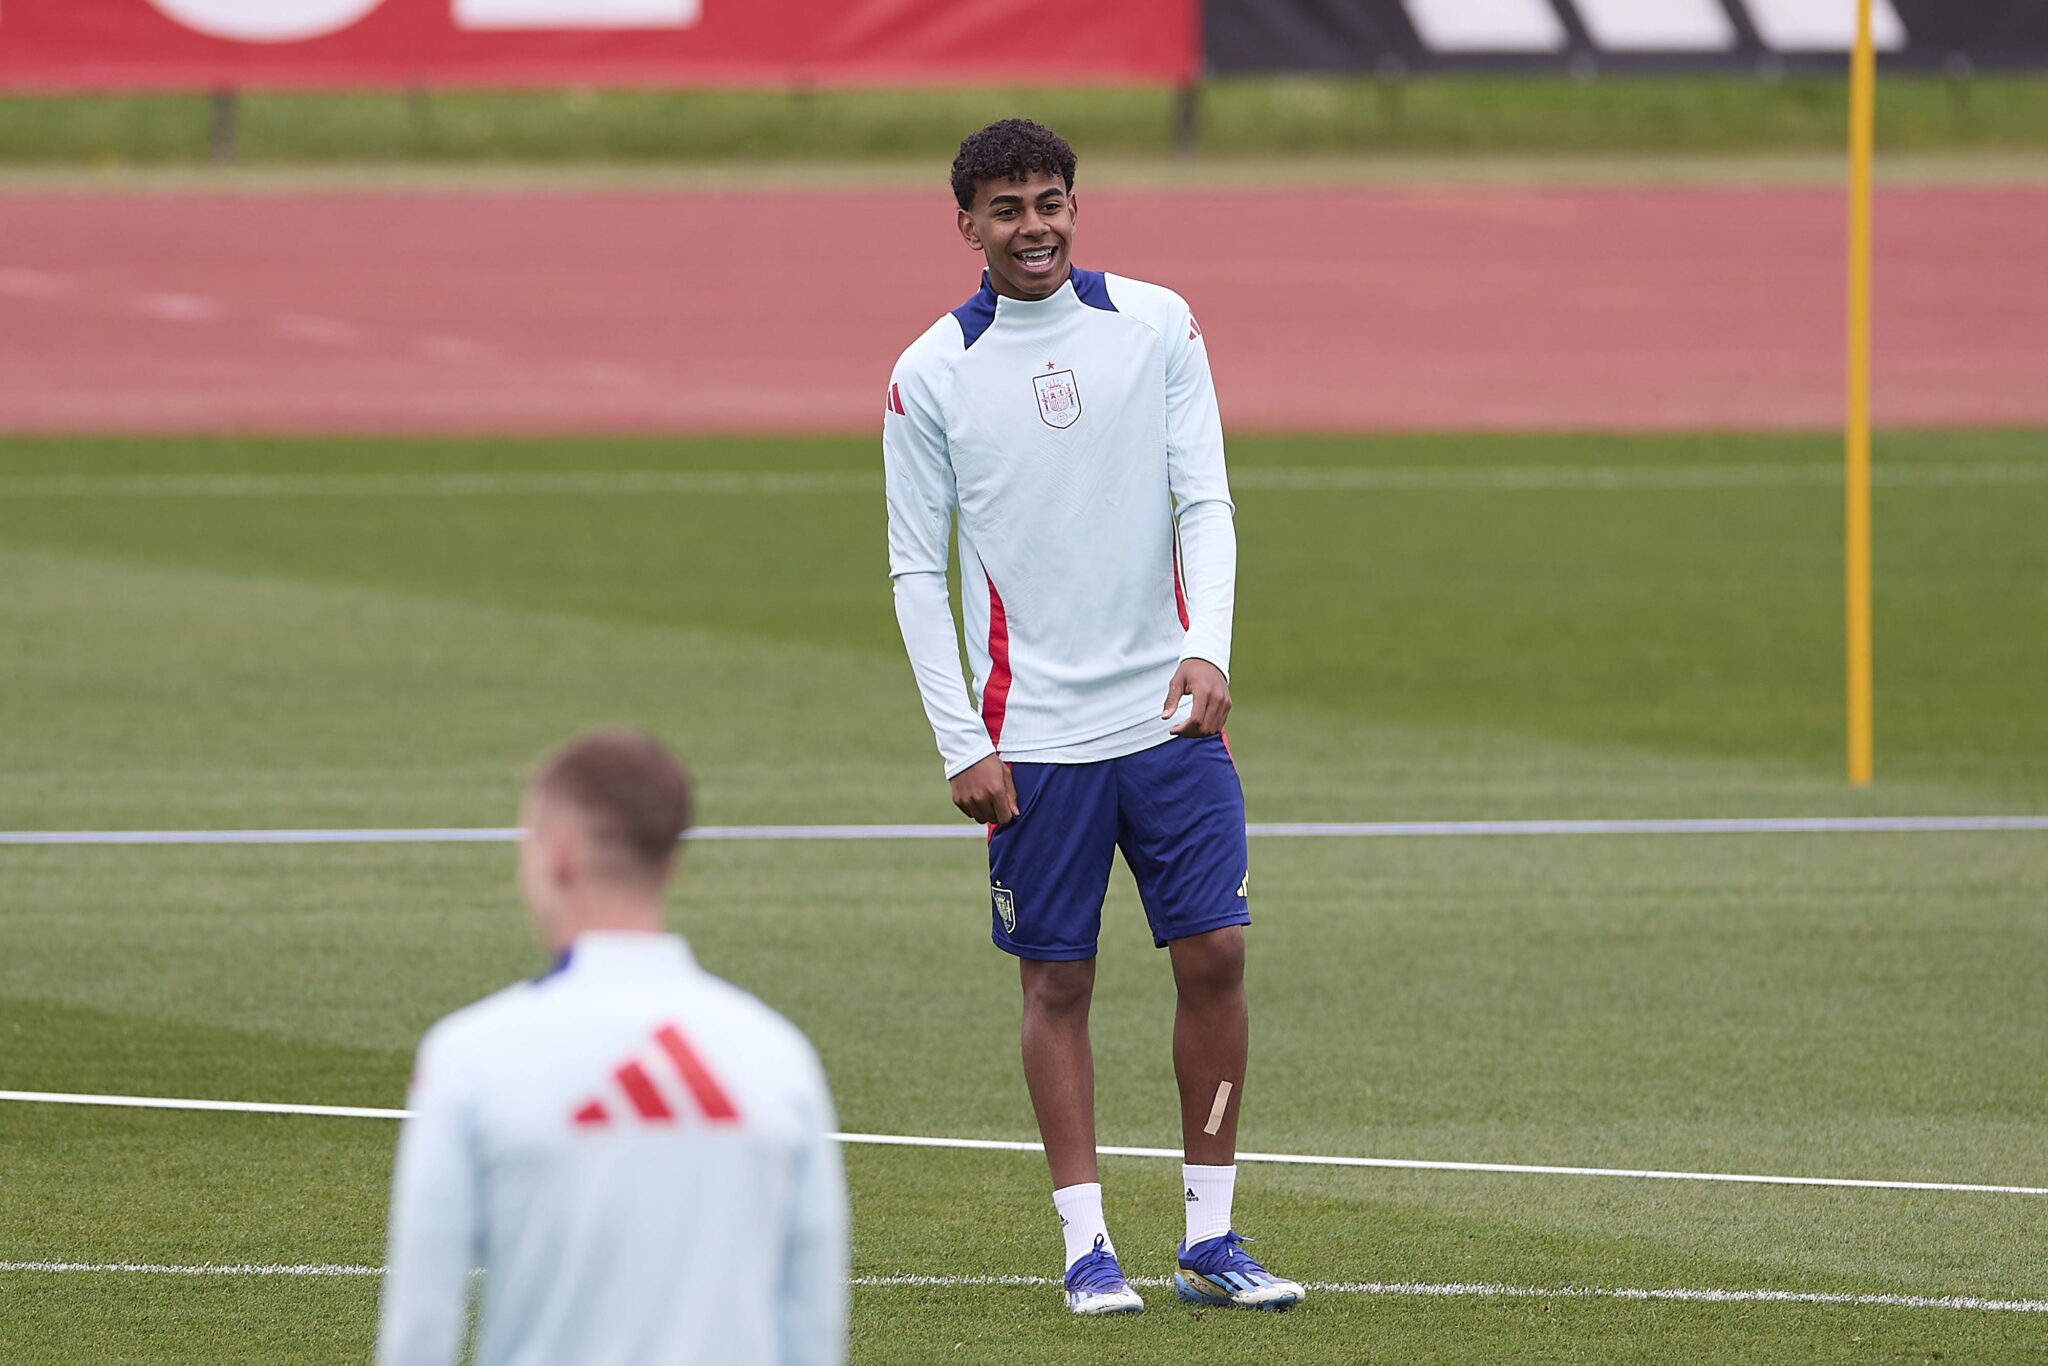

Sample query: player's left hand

[1162,658,1231,737]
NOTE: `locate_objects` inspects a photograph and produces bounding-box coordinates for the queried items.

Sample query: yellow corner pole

[1846,0,1876,786]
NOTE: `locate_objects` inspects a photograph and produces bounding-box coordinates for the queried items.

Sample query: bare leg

[1019,957,1099,1189]
[1168,926,1248,1165]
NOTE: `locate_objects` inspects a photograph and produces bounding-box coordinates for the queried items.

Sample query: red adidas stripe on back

[614,1061,675,1122]
[653,1023,741,1123]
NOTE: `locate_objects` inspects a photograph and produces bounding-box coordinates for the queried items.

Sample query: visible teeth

[1019,248,1054,263]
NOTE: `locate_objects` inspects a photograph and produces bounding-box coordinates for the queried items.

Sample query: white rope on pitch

[2,1090,2042,1197]
[3,814,2045,846]
[0,1262,2041,1315]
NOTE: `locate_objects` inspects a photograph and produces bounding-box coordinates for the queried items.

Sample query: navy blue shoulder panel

[951,274,1000,349]
[1070,268,1117,312]
[954,269,1113,345]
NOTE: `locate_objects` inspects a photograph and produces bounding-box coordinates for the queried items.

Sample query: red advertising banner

[0,0,1196,91]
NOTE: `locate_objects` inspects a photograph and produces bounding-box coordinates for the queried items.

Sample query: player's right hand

[950,754,1020,827]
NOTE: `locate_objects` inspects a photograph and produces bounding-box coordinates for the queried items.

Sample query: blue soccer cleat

[1173,1230,1306,1310]
[1064,1235,1145,1315]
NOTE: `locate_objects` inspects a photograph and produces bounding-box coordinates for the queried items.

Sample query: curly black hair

[950,119,1077,212]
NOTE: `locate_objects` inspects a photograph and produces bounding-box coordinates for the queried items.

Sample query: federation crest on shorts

[992,884,1018,934]
[1032,369,1082,429]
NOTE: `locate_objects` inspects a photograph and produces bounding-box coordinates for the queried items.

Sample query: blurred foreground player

[375,729,847,1366]
[882,120,1303,1315]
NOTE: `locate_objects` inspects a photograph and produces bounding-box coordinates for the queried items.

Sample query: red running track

[0,186,2042,433]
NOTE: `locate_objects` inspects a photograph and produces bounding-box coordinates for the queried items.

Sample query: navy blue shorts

[987,734,1251,961]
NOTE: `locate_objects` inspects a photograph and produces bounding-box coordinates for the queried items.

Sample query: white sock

[1053,1182,1113,1271]
[1183,1163,1236,1247]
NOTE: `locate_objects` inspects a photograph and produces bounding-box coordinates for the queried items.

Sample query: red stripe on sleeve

[890,382,906,416]
[614,1061,675,1122]
[653,1023,741,1123]
[1171,544,1191,629]
[981,576,1013,747]
[571,1099,611,1128]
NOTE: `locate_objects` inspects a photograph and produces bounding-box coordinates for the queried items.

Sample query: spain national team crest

[992,884,1018,933]
[1032,369,1082,429]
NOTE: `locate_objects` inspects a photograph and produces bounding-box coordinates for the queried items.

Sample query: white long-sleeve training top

[884,267,1238,778]
[374,932,848,1366]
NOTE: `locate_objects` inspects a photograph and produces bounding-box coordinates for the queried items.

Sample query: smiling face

[958,170,1076,302]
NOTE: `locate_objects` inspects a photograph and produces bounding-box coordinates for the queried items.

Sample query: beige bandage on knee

[1202,1080,1234,1136]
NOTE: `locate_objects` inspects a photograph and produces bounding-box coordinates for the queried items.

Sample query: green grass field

[5,75,2048,167]
[0,431,2043,1362]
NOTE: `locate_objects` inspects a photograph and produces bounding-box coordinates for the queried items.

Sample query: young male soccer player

[375,729,848,1366]
[882,119,1303,1316]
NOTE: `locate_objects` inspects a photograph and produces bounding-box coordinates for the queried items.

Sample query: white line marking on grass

[835,1131,2048,1197]
[854,1276,2048,1314]
[0,1261,387,1277]
[0,464,2042,501]
[0,827,529,846]
[1248,815,2048,837]
[0,1090,408,1120]
[4,1092,2043,1197]
[4,816,2045,846]
[1,1262,2041,1314]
